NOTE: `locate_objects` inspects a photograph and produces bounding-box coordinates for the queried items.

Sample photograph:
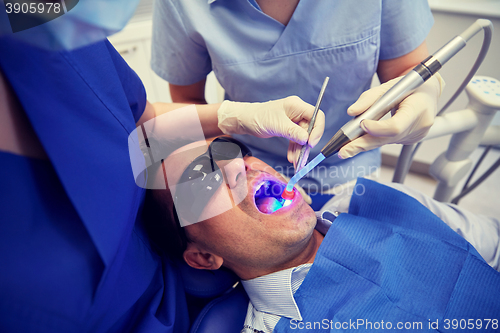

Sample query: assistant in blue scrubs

[151,0,434,190]
[0,37,189,333]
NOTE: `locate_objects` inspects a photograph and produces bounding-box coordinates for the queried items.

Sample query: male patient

[144,136,500,333]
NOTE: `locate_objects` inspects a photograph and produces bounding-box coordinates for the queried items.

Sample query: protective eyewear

[173,137,252,226]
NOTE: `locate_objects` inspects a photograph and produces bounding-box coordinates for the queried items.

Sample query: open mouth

[253,180,289,214]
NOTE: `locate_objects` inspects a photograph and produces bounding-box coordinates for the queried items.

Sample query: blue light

[255,181,288,213]
[285,153,326,192]
[268,200,284,213]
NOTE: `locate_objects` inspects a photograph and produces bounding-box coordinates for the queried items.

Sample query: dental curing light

[281,189,294,200]
[281,153,326,200]
[321,19,493,159]
[281,19,493,200]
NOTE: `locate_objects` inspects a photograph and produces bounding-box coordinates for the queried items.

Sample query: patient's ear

[183,243,223,270]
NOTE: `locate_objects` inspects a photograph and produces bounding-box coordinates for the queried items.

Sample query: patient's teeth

[255,181,269,194]
[256,197,282,214]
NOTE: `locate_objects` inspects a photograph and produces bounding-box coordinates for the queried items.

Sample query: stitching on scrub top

[60,50,132,135]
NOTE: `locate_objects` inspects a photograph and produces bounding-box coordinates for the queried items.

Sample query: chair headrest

[189,284,249,333]
[176,260,240,298]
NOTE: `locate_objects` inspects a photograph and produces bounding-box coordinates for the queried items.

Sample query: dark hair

[142,189,189,259]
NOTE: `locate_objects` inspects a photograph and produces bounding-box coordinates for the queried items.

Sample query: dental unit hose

[282,19,493,200]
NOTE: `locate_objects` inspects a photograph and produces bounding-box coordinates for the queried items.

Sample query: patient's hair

[142,189,189,259]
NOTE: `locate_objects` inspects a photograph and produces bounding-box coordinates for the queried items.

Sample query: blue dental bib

[274,179,500,332]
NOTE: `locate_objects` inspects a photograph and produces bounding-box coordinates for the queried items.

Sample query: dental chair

[184,75,500,333]
[179,261,247,333]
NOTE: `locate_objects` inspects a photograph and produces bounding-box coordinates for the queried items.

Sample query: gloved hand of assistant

[338,73,445,159]
[217,96,325,164]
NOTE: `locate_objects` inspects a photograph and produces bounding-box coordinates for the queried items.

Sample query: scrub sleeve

[0,37,189,333]
[151,0,434,189]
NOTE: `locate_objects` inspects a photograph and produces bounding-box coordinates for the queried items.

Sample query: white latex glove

[218,96,325,163]
[338,73,445,159]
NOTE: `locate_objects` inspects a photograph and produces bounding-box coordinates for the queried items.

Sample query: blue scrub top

[151,0,434,189]
[0,38,189,333]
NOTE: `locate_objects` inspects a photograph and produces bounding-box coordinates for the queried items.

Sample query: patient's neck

[238,229,324,281]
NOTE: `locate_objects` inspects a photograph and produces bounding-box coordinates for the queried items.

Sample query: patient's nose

[220,158,246,189]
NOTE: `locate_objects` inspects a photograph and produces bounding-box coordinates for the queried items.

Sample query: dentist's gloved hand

[338,73,445,159]
[218,96,325,163]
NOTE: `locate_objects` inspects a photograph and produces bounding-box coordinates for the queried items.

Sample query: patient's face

[162,139,317,273]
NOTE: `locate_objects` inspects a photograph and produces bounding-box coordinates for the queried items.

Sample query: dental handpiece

[320,19,492,159]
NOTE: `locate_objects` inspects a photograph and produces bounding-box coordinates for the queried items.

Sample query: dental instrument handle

[295,77,329,172]
[320,19,490,159]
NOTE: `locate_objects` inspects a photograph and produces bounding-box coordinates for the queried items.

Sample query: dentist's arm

[137,96,325,151]
[169,79,208,105]
[137,101,221,138]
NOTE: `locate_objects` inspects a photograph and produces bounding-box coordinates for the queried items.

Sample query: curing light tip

[281,189,294,200]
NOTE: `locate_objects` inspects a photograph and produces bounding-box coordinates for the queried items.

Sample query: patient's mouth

[254,180,288,214]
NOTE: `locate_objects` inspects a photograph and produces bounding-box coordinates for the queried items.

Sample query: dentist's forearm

[137,101,223,138]
[377,42,430,82]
